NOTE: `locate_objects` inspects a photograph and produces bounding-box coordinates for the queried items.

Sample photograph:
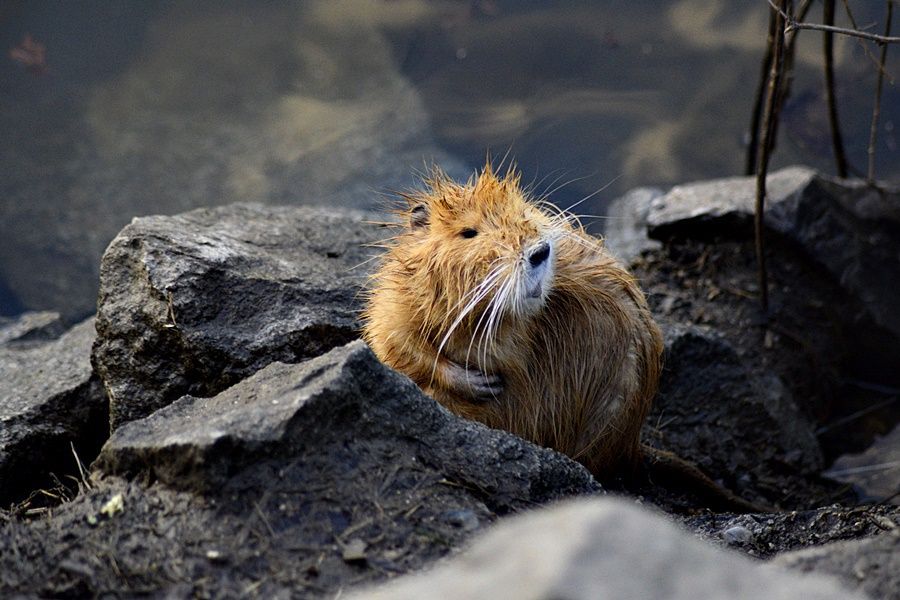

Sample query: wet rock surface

[350,499,866,600]
[1,170,898,597]
[0,316,107,507]
[92,203,381,429]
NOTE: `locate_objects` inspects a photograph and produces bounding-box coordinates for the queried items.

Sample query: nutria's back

[362,165,663,478]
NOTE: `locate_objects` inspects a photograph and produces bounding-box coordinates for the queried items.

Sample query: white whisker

[432,264,505,381]
[562,174,622,215]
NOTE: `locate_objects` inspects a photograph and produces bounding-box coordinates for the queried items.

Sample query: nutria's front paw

[442,360,503,401]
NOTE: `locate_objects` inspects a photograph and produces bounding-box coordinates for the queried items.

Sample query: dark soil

[1,452,503,598]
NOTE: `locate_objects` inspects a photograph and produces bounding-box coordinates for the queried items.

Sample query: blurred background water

[1,0,898,320]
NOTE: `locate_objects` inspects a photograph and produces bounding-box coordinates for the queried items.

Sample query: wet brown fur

[362,164,663,477]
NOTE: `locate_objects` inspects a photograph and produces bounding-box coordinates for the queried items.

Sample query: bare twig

[746,0,811,177]
[70,442,91,491]
[841,0,892,75]
[769,0,900,43]
[823,0,849,177]
[868,0,894,184]
[746,8,778,176]
[814,395,898,435]
[755,0,788,315]
[771,0,813,156]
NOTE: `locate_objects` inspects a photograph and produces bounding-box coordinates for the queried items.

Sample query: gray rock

[0,317,107,505]
[723,525,754,546]
[646,167,900,340]
[644,323,823,507]
[92,203,382,429]
[825,423,900,505]
[0,342,596,596]
[95,340,598,505]
[0,311,66,346]
[769,176,900,343]
[348,498,866,600]
[0,2,464,320]
[603,187,664,263]
[774,529,900,600]
[646,166,816,240]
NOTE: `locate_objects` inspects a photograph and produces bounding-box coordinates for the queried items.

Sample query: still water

[1,1,898,319]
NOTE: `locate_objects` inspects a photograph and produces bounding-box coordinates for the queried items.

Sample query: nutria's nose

[527,241,551,268]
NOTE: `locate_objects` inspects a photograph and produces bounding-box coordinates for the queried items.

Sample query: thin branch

[756,0,789,315]
[769,0,900,43]
[746,0,812,176]
[823,0,849,177]
[771,0,813,154]
[841,0,892,75]
[868,0,893,184]
[746,8,778,176]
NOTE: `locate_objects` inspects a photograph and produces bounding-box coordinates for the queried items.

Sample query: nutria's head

[372,165,574,367]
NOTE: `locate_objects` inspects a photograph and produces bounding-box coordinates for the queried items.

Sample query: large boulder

[1,342,598,598]
[645,166,816,240]
[643,324,824,508]
[646,167,900,342]
[92,203,381,429]
[348,498,866,600]
[95,341,597,504]
[0,316,107,506]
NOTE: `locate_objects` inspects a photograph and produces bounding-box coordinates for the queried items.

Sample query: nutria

[362,164,764,511]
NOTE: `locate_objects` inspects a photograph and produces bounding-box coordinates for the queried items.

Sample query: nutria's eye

[410,204,429,228]
[460,228,478,239]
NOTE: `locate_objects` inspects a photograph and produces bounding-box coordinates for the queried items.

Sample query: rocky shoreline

[1,167,898,598]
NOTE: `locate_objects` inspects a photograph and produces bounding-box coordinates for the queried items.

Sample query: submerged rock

[348,498,865,600]
[92,203,381,429]
[0,317,107,506]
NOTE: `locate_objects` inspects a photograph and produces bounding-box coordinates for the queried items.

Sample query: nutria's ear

[410,204,429,229]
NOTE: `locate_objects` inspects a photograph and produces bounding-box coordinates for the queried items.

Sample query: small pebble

[342,538,368,562]
[723,525,753,545]
[206,549,225,562]
[444,509,480,531]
